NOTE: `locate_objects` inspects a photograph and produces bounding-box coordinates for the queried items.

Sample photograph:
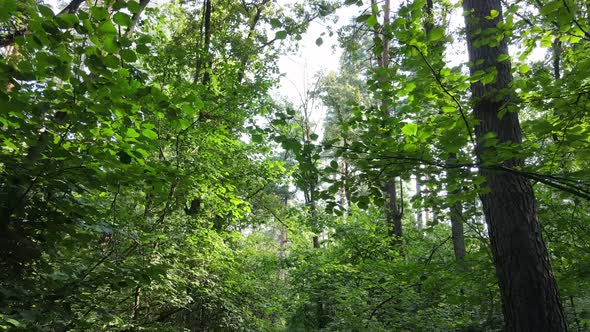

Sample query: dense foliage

[1,0,589,331]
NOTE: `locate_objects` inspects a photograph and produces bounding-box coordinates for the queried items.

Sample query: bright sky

[274,3,359,133]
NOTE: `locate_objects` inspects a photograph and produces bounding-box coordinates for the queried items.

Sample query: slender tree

[371,0,403,244]
[423,0,466,260]
[463,1,566,330]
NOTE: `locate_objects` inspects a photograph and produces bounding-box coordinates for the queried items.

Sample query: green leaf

[113,12,132,27]
[330,160,338,169]
[518,64,530,74]
[142,128,158,140]
[428,27,445,41]
[497,54,510,62]
[126,128,140,138]
[127,1,141,14]
[489,9,499,18]
[275,31,288,40]
[0,0,17,22]
[121,49,137,62]
[136,44,150,54]
[356,14,371,23]
[4,317,21,327]
[403,143,417,152]
[366,15,378,28]
[99,21,118,35]
[270,18,281,29]
[103,54,120,68]
[540,1,561,15]
[103,35,119,52]
[283,138,301,151]
[251,134,263,143]
[56,13,79,28]
[442,106,455,113]
[90,6,109,21]
[38,5,54,17]
[402,122,418,136]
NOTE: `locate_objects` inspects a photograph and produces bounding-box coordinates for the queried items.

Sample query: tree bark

[194,0,212,84]
[415,175,423,229]
[374,0,402,244]
[552,37,561,79]
[449,198,465,260]
[201,0,213,85]
[385,179,403,241]
[312,235,320,249]
[462,1,566,330]
[447,154,465,261]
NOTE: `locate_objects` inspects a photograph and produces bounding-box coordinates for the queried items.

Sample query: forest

[1,0,589,330]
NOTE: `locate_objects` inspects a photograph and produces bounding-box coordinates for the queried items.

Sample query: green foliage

[0,0,589,331]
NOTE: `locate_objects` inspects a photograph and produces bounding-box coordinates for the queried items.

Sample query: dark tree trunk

[201,0,212,85]
[552,37,561,79]
[462,1,566,330]
[194,0,212,84]
[448,154,465,261]
[385,179,403,242]
[312,235,320,249]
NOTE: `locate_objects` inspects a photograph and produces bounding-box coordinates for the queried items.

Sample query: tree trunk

[311,235,319,248]
[415,175,423,229]
[448,154,465,261]
[552,37,561,79]
[194,0,212,84]
[449,198,465,260]
[447,159,465,261]
[385,179,403,242]
[373,0,402,244]
[340,159,351,208]
[201,0,212,85]
[462,1,566,330]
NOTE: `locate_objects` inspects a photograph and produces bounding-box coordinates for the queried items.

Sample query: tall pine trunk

[373,0,403,244]
[462,1,566,330]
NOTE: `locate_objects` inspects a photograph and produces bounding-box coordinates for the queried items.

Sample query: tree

[422,0,466,261]
[462,0,566,330]
[1,0,589,330]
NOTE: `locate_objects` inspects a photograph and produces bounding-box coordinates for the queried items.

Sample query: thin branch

[411,45,475,146]
[125,0,150,37]
[323,143,590,200]
[58,0,85,15]
[425,236,452,265]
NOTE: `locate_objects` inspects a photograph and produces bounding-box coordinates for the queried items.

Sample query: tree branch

[125,0,150,37]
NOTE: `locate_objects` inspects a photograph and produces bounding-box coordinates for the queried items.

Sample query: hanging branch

[322,143,590,201]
